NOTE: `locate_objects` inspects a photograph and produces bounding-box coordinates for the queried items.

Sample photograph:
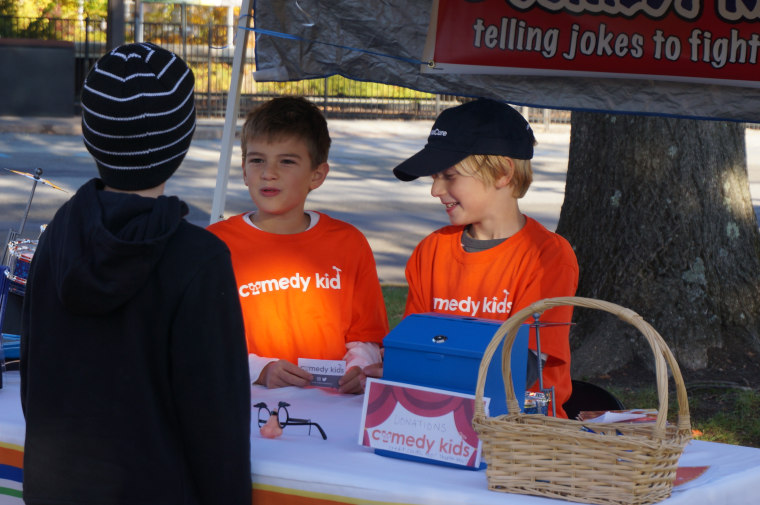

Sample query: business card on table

[298,358,346,388]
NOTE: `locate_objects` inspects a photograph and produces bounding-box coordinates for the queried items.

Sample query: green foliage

[190,62,233,93]
[82,0,107,19]
[142,3,177,23]
[253,76,434,100]
[601,384,760,448]
[1,0,105,38]
[690,388,760,447]
[382,285,407,330]
[0,0,17,17]
[142,3,238,25]
[8,0,100,18]
[0,15,61,39]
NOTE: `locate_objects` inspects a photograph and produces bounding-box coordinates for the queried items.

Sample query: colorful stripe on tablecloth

[3,443,417,505]
[253,483,412,505]
[0,443,23,500]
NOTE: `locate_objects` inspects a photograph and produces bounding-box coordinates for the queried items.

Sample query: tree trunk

[555,112,760,378]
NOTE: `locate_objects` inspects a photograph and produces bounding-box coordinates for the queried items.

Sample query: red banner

[423,0,760,87]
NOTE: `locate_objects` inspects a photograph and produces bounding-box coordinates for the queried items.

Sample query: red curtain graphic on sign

[363,382,481,454]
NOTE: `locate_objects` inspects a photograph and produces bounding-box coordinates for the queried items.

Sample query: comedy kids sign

[422,0,760,87]
[359,379,488,469]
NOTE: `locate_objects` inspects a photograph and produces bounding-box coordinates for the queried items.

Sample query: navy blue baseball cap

[393,98,535,181]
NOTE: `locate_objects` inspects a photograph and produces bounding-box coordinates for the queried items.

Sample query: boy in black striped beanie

[81,42,196,191]
[21,42,252,505]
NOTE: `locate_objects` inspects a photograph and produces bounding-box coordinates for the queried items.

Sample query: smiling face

[431,166,502,227]
[430,159,526,240]
[242,134,328,234]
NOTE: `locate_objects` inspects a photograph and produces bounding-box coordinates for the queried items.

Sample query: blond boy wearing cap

[392,98,579,418]
[20,43,251,503]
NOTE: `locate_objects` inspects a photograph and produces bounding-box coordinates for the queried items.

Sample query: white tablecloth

[2,370,760,505]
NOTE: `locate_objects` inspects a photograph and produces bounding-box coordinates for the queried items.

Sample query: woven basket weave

[472,297,692,505]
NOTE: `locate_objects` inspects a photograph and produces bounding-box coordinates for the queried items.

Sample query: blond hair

[454,154,533,198]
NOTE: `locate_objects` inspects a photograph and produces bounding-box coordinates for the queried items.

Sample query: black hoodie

[20,179,251,505]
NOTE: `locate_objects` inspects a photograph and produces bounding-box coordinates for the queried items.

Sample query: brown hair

[240,96,331,167]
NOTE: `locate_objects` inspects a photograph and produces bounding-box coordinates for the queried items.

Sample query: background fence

[0,14,572,124]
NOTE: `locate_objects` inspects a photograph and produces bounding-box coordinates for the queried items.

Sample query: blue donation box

[383,313,529,416]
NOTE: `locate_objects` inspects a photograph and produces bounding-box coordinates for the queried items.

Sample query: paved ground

[1,116,759,284]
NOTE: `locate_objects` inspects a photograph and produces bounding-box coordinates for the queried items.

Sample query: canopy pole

[209,0,253,224]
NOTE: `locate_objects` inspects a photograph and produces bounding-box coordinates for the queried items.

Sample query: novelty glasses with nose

[254,401,328,440]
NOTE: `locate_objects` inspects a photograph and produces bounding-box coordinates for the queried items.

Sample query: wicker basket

[472,297,692,505]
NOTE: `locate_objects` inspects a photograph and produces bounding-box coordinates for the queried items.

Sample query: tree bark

[556,112,760,377]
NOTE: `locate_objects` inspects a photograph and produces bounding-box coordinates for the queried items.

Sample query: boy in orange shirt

[208,97,388,394]
[392,99,578,417]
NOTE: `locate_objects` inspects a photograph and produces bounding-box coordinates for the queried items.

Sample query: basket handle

[473,296,691,439]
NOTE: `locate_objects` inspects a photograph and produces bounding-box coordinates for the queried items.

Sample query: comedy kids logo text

[238,266,342,297]
[433,289,512,317]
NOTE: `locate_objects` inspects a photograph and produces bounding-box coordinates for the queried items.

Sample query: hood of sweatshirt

[46,178,188,315]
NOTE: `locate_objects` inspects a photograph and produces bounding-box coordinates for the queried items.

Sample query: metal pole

[226,5,234,47]
[106,0,125,50]
[210,0,254,224]
[208,20,213,114]
[84,16,90,73]
[532,313,557,417]
[181,3,187,62]
[323,77,328,117]
[135,0,144,43]
[18,168,43,237]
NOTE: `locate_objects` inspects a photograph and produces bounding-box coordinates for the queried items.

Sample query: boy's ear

[309,162,329,190]
[494,157,516,189]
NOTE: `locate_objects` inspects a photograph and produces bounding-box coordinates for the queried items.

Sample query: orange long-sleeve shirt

[404,217,579,417]
[208,212,388,363]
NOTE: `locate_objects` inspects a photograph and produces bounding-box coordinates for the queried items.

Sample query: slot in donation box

[383,313,529,416]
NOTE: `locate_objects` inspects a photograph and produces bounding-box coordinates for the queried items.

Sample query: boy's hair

[240,97,331,167]
[455,154,533,198]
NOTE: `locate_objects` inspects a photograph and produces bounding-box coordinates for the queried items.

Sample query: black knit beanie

[80,42,196,191]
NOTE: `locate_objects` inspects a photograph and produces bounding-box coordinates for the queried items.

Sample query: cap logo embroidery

[430,128,448,136]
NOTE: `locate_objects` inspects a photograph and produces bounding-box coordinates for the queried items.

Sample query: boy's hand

[259,360,312,389]
[338,366,366,394]
[362,362,383,379]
